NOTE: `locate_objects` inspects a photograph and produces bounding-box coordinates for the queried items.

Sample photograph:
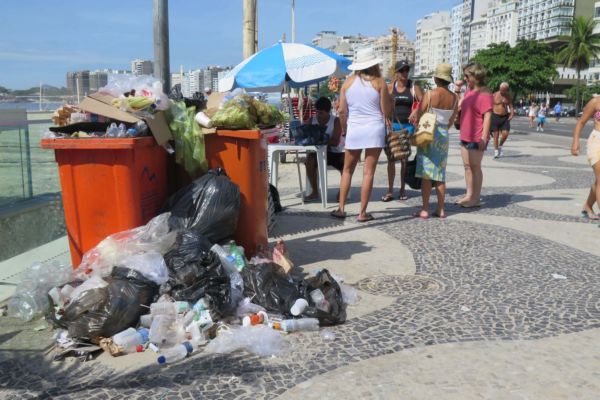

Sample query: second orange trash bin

[204,129,269,257]
[41,136,168,268]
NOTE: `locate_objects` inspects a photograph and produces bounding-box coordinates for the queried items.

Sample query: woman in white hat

[331,47,392,222]
[413,63,459,219]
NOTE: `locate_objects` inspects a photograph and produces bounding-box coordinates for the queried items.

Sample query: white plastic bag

[205,325,289,357]
[119,251,169,285]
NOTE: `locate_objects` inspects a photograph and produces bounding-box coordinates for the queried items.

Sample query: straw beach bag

[384,115,411,162]
[414,91,436,148]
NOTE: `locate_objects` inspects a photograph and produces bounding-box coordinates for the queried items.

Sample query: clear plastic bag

[8,261,72,321]
[119,251,169,285]
[73,212,176,279]
[204,325,289,357]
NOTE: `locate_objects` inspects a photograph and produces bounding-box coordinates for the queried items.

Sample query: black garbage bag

[52,267,158,342]
[241,263,303,316]
[163,168,241,244]
[302,269,346,326]
[161,229,233,318]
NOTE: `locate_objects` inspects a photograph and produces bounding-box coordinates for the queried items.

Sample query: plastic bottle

[228,241,246,271]
[187,321,206,345]
[139,314,153,328]
[157,341,194,365]
[113,328,150,353]
[290,298,309,316]
[149,314,175,345]
[106,122,119,137]
[150,301,190,316]
[210,244,238,275]
[192,298,209,313]
[117,123,127,137]
[309,289,331,312]
[271,318,319,333]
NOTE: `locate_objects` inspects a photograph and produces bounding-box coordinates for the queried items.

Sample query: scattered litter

[339,283,359,305]
[460,305,471,312]
[34,324,48,331]
[320,329,336,341]
[205,325,289,357]
[552,273,567,280]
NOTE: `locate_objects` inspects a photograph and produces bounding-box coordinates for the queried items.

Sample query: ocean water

[0,102,63,111]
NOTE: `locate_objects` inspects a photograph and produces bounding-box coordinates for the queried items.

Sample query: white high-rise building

[368,29,415,79]
[312,31,339,49]
[517,0,575,41]
[415,11,451,76]
[450,3,465,78]
[131,59,153,76]
[487,0,519,47]
[468,17,488,58]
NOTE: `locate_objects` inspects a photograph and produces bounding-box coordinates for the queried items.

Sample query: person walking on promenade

[304,97,344,202]
[529,101,538,128]
[381,60,422,202]
[554,101,562,123]
[412,64,459,219]
[456,62,493,208]
[571,96,600,220]
[537,102,547,132]
[331,47,391,222]
[491,82,514,158]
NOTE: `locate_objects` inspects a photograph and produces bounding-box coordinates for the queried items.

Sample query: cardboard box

[78,92,172,145]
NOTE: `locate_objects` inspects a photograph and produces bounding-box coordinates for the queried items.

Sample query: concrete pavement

[0,125,599,399]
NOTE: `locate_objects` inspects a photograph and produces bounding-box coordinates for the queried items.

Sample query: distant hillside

[0,85,69,96]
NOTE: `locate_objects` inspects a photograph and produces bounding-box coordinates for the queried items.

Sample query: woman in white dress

[331,47,392,222]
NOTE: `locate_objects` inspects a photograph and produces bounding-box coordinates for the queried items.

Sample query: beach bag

[414,91,436,148]
[385,116,411,162]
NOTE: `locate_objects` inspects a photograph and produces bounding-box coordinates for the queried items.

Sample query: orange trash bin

[41,136,168,268]
[204,129,268,257]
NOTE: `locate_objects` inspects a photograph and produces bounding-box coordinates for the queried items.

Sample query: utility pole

[153,0,171,91]
[291,0,295,43]
[243,0,257,59]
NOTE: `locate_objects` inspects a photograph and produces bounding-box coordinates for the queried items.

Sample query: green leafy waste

[212,94,288,130]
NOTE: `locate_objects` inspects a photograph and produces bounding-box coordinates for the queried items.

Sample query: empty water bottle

[106,122,119,137]
[309,289,331,312]
[113,327,149,353]
[117,123,127,137]
[157,341,194,365]
[150,301,190,316]
[290,298,309,316]
[210,244,238,275]
[270,318,319,333]
[228,241,246,271]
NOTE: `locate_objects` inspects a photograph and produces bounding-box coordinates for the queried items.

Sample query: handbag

[385,116,411,162]
[405,158,422,190]
[414,91,436,148]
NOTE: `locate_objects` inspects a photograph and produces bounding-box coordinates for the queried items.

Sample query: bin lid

[213,129,263,140]
[40,136,158,150]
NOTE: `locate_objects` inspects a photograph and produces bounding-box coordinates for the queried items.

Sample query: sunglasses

[397,68,410,73]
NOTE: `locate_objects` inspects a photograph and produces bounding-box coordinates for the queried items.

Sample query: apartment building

[487,0,519,47]
[131,59,154,76]
[66,71,90,97]
[415,11,451,76]
[312,31,339,50]
[450,3,465,78]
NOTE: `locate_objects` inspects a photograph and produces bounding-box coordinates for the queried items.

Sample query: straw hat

[433,63,453,83]
[348,47,383,71]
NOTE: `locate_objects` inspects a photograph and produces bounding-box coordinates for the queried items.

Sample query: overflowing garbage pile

[207,90,288,130]
[8,168,358,364]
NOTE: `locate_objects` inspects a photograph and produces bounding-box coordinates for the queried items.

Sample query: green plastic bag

[168,100,208,177]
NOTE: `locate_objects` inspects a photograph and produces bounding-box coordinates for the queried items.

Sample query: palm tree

[556,16,600,114]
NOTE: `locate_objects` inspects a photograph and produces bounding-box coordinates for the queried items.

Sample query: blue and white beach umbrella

[219,42,351,92]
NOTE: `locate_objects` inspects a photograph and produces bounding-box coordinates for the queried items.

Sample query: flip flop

[381,194,394,202]
[581,210,600,220]
[330,210,347,219]
[398,194,409,201]
[357,214,374,223]
[412,211,429,220]
[432,212,447,219]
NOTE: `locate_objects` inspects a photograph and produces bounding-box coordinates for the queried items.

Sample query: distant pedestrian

[332,47,392,222]
[570,96,600,220]
[537,102,547,132]
[528,102,538,128]
[554,101,562,122]
[491,82,514,158]
[381,60,422,202]
[456,61,493,208]
[412,64,459,219]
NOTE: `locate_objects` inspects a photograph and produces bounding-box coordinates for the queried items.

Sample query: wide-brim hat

[348,47,383,71]
[433,63,453,83]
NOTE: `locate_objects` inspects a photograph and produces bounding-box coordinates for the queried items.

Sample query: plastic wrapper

[339,283,359,305]
[302,269,347,326]
[8,260,72,321]
[168,100,208,177]
[51,267,159,342]
[161,230,234,318]
[99,75,170,111]
[204,325,289,357]
[241,262,303,316]
[73,212,176,279]
[164,169,240,244]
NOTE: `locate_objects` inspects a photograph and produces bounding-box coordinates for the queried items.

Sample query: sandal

[432,211,447,219]
[357,213,374,223]
[330,209,347,219]
[398,194,409,201]
[381,193,394,202]
[581,210,600,220]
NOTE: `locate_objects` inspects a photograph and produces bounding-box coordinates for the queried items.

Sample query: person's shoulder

[341,75,355,89]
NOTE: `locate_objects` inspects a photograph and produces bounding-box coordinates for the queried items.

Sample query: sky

[0,0,459,89]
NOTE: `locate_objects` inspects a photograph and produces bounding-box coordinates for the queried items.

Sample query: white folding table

[267,144,328,208]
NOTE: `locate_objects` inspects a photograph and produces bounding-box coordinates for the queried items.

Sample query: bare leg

[458,146,473,204]
[358,148,382,219]
[584,162,600,214]
[305,153,318,199]
[399,158,407,198]
[493,130,499,150]
[435,181,446,217]
[419,179,432,218]
[468,148,485,206]
[385,160,395,197]
[499,130,509,147]
[337,149,361,214]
